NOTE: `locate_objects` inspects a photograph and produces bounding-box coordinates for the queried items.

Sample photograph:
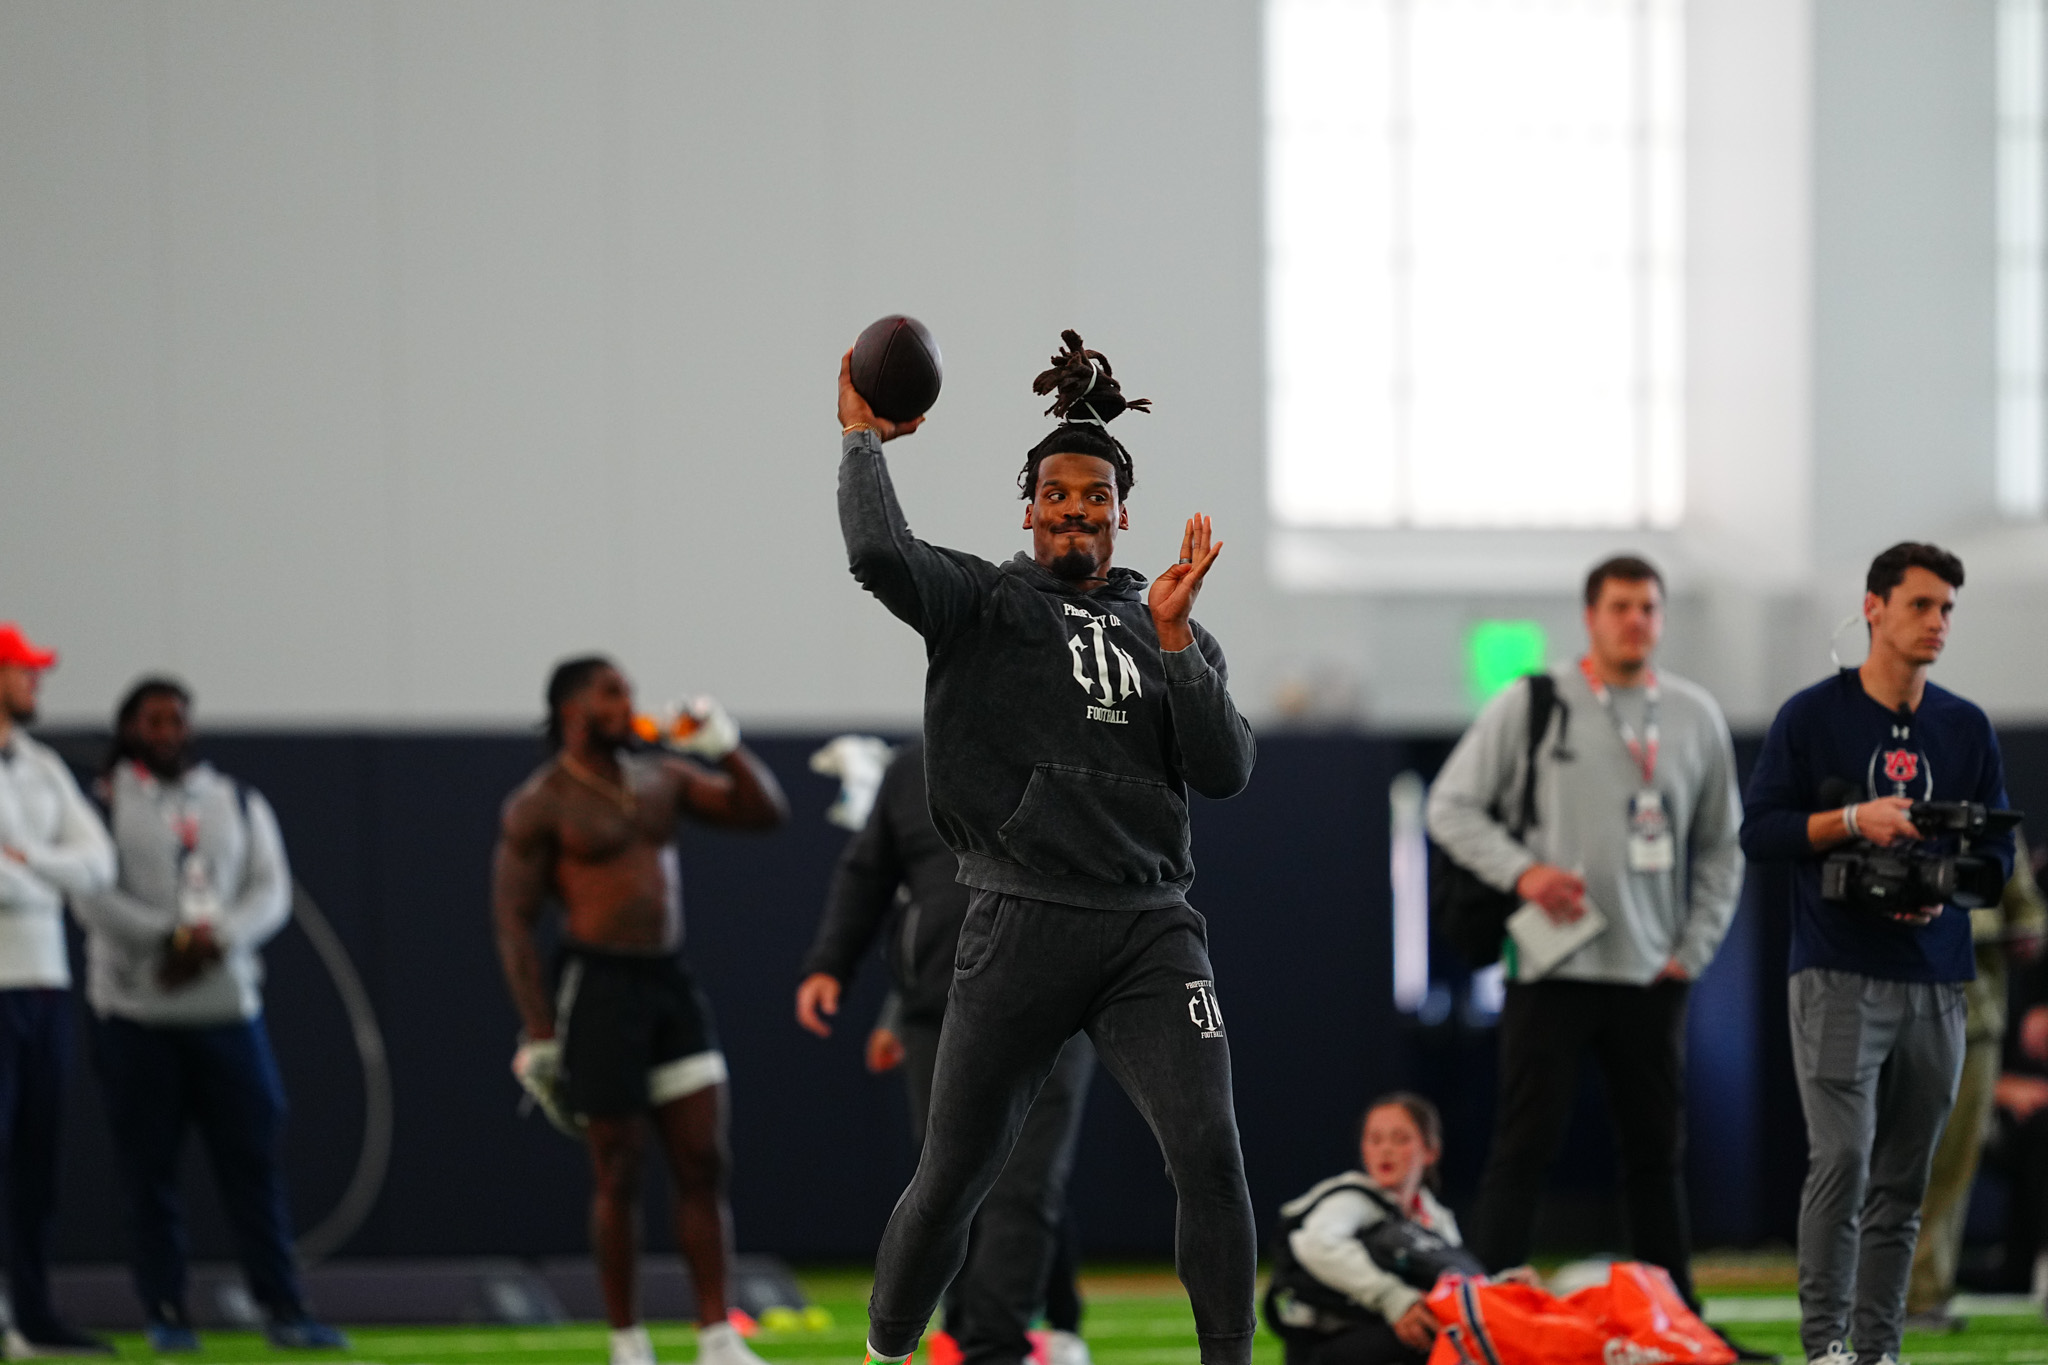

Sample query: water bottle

[177,854,221,927]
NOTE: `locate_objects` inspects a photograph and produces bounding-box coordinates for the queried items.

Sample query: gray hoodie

[74,761,291,1025]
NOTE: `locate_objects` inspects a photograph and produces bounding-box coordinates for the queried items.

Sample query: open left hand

[1148,515,1223,653]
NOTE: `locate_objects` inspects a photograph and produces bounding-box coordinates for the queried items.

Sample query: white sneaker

[1806,1342,1855,1365]
[1042,1329,1091,1365]
[612,1325,658,1365]
[697,1320,768,1365]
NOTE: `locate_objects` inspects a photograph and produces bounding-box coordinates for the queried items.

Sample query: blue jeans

[91,1013,307,1324]
[0,989,74,1334]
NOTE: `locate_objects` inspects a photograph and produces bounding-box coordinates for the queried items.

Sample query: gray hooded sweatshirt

[74,761,292,1025]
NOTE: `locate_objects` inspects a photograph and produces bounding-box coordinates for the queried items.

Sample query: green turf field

[79,1266,2048,1364]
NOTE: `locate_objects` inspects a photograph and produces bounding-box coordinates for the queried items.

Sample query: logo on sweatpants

[1185,979,1224,1038]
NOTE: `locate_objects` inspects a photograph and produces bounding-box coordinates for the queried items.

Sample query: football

[850,315,943,423]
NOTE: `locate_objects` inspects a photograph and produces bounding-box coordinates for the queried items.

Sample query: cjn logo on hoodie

[1063,602,1141,724]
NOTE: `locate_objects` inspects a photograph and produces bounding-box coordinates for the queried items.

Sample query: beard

[141,743,191,780]
[1046,547,1101,582]
[5,700,34,725]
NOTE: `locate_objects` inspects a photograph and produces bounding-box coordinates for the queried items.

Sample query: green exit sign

[1467,620,1547,706]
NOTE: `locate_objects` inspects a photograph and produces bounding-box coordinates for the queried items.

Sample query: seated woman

[1266,1092,1518,1365]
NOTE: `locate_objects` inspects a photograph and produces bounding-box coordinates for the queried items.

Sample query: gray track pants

[1789,967,1965,1363]
[869,893,1257,1365]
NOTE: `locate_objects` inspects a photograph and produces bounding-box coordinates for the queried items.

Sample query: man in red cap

[0,623,118,1355]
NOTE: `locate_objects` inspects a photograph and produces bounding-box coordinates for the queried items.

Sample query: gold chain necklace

[558,753,637,817]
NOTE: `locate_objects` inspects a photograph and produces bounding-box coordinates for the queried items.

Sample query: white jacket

[0,733,116,988]
[1284,1172,1463,1324]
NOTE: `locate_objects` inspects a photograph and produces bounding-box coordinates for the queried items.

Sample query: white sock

[865,1341,912,1364]
[612,1324,657,1365]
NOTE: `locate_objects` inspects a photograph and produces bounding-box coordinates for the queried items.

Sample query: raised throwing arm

[837,350,999,643]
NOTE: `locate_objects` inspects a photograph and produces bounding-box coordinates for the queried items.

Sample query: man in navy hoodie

[835,331,1258,1365]
[1743,542,2012,1365]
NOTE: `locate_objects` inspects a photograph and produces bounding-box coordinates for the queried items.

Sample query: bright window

[1267,0,1685,529]
[1999,0,2046,517]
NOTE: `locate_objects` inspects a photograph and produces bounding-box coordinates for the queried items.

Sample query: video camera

[1817,779,2021,919]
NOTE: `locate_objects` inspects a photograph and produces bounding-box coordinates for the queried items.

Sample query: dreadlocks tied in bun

[1018,330,1150,501]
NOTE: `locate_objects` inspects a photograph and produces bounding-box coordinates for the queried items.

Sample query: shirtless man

[493,656,789,1365]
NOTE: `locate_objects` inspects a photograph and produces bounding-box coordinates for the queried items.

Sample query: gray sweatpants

[869,892,1257,1365]
[1789,968,1966,1363]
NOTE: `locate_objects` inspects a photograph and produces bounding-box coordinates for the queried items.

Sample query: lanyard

[133,762,201,855]
[1578,656,1660,786]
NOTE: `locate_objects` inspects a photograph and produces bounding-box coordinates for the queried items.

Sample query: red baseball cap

[0,624,57,671]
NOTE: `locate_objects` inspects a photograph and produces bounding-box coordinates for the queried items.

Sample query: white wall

[2,1,2044,732]
[1,1,1273,729]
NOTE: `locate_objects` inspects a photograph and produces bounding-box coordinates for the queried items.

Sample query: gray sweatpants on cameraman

[1790,968,1966,1364]
[869,892,1257,1365]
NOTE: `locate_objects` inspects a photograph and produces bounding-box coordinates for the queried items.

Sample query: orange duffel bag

[1425,1262,1734,1365]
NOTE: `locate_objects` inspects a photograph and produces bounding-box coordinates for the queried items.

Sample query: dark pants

[91,1013,307,1324]
[1281,1319,1425,1365]
[1469,979,1695,1303]
[901,1013,1094,1362]
[1043,1211,1082,1334]
[0,990,73,1334]
[871,894,1256,1365]
[1993,1104,2048,1291]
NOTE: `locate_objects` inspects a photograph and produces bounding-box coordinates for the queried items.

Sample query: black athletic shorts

[555,944,727,1118]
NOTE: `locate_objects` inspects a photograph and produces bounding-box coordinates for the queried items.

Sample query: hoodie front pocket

[997,764,1190,885]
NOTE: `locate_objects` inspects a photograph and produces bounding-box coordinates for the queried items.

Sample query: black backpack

[1428,674,1561,969]
[1263,1175,1486,1342]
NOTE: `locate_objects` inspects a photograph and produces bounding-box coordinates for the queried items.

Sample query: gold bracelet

[842,421,877,436]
